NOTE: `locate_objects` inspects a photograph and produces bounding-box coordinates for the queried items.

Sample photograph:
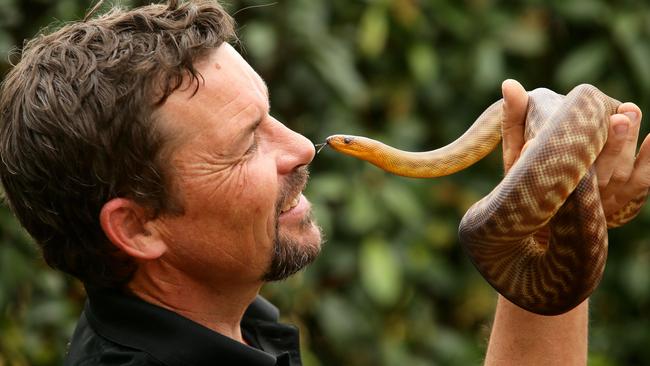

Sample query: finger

[609,103,642,184]
[601,133,650,215]
[600,108,646,216]
[501,79,528,173]
[628,133,650,192]
[594,113,630,188]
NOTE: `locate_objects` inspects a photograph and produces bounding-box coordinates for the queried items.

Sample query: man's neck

[125,262,262,343]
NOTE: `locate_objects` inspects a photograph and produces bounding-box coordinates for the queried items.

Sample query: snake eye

[343,137,352,144]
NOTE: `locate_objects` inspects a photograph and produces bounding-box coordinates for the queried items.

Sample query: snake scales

[326,84,646,315]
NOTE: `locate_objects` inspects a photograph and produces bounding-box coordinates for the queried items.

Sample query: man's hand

[596,102,649,216]
[485,79,648,366]
[501,79,649,218]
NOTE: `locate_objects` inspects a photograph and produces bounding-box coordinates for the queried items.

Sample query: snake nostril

[343,137,352,144]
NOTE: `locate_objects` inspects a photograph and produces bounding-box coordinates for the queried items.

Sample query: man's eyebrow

[259,77,270,105]
[255,78,268,130]
[241,76,268,135]
[250,118,262,131]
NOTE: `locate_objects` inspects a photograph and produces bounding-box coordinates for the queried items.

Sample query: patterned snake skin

[326,84,646,315]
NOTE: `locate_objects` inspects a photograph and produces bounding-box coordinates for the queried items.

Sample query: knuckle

[610,169,632,184]
[597,177,610,190]
[637,171,650,189]
[605,142,625,155]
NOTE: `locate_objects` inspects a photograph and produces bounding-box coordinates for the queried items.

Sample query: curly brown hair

[0,0,235,288]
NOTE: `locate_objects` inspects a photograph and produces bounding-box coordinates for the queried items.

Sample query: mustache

[276,166,310,216]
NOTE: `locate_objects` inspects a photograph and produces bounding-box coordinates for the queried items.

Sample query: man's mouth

[278,166,310,216]
[280,193,301,214]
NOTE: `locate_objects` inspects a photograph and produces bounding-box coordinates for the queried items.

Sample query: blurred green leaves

[0,208,81,365]
[241,21,277,65]
[358,4,389,58]
[408,43,439,84]
[611,13,650,95]
[360,237,403,306]
[555,41,608,88]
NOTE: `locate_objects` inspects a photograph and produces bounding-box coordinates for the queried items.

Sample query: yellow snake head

[326,134,424,176]
[326,135,376,160]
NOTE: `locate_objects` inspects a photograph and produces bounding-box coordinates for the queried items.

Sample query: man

[0,1,647,365]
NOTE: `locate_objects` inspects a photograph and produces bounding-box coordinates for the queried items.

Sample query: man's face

[152,43,322,285]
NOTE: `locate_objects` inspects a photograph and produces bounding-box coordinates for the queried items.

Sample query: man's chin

[262,219,323,282]
[281,218,322,243]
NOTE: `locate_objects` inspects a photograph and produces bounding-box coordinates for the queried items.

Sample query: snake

[326,84,647,315]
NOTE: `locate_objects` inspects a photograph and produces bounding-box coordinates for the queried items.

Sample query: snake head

[326,134,392,167]
[326,135,364,156]
[326,134,405,172]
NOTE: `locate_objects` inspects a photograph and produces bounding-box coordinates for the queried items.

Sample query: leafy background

[1,0,649,365]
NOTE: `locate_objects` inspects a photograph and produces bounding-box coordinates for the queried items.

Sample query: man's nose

[271,119,316,174]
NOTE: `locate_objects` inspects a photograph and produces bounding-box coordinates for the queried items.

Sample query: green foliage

[1,0,650,365]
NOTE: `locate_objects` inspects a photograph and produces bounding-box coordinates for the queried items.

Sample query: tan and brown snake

[326,84,647,315]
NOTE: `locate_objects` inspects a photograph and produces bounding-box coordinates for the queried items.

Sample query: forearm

[484,295,588,366]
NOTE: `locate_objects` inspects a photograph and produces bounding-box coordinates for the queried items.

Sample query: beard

[262,212,322,282]
[261,167,323,282]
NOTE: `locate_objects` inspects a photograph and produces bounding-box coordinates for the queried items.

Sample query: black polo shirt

[64,288,302,365]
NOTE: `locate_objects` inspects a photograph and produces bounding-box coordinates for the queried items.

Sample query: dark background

[1,0,649,365]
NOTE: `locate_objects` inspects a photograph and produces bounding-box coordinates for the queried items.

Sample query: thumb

[501,79,529,173]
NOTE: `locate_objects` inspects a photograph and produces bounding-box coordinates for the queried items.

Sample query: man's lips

[278,194,310,222]
[277,166,310,217]
[280,193,301,213]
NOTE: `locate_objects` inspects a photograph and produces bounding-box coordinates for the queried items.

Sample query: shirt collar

[84,287,285,366]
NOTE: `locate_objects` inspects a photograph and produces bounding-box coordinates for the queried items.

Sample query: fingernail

[624,111,638,123]
[615,123,629,136]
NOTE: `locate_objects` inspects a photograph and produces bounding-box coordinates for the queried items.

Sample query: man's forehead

[210,43,268,97]
[156,42,270,123]
[156,43,269,125]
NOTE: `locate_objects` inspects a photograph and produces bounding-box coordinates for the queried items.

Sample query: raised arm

[485,79,649,366]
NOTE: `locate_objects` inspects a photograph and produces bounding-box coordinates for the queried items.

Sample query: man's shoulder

[66,291,301,365]
[64,311,164,366]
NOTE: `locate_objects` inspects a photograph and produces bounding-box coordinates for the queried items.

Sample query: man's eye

[245,134,258,155]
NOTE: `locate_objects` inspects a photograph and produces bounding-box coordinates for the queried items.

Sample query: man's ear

[99,198,167,260]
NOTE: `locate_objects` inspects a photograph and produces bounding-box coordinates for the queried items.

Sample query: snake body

[327,84,646,315]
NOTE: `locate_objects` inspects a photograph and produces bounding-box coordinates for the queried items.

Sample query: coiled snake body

[327,84,646,315]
